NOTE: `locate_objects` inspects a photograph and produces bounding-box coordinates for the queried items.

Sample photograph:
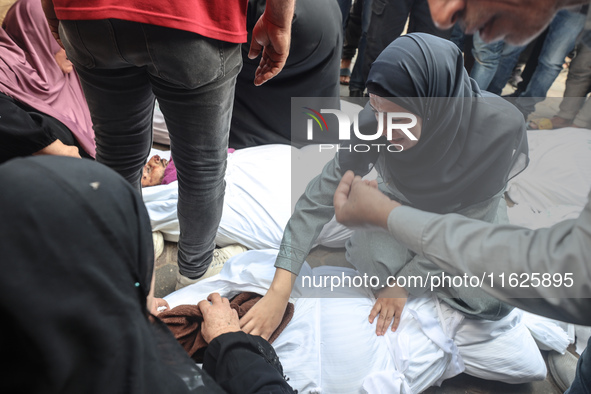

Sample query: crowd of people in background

[339,0,591,130]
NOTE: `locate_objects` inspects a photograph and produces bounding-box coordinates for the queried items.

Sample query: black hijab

[0,156,220,394]
[342,33,528,213]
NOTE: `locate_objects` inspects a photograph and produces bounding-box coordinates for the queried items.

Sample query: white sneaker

[201,244,248,280]
[152,231,164,260]
[175,244,248,291]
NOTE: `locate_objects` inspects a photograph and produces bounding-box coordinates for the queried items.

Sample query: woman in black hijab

[241,33,529,340]
[0,156,293,394]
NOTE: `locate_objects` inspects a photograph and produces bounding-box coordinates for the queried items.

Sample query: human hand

[41,0,63,49]
[248,0,294,86]
[33,139,81,158]
[54,48,73,74]
[369,285,408,335]
[240,289,289,341]
[334,170,400,229]
[150,298,170,316]
[197,293,241,343]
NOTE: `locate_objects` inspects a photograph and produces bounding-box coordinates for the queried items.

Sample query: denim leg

[152,62,241,278]
[337,0,353,30]
[515,9,586,115]
[142,27,242,278]
[450,23,465,50]
[565,336,591,393]
[349,0,372,91]
[59,20,155,193]
[487,44,524,95]
[470,32,505,91]
[60,19,242,277]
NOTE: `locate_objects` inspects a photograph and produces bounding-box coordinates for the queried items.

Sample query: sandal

[528,118,554,130]
[528,116,573,130]
[340,68,351,85]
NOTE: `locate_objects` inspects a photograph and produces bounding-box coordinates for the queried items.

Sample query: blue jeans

[565,336,591,393]
[470,31,505,91]
[60,19,242,278]
[350,0,373,91]
[489,9,586,111]
[337,0,353,30]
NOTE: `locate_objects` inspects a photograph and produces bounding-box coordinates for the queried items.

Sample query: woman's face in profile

[369,94,422,151]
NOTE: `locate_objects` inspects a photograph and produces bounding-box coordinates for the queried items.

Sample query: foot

[340,68,351,85]
[340,59,352,85]
[153,231,164,260]
[528,116,574,130]
[548,350,579,392]
[175,244,248,291]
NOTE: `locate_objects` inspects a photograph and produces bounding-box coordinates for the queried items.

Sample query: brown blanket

[159,292,295,362]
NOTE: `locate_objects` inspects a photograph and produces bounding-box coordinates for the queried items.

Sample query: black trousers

[362,0,452,86]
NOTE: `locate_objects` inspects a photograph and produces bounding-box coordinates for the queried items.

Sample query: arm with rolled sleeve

[387,190,591,325]
[275,156,343,275]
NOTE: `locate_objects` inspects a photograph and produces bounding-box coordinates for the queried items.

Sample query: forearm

[203,332,294,394]
[275,157,343,274]
[388,198,591,324]
[263,0,295,27]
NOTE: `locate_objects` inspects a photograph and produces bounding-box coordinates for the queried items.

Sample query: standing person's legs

[515,9,586,115]
[470,32,505,91]
[558,39,591,123]
[573,97,591,128]
[487,44,525,95]
[59,20,155,192]
[61,19,242,280]
[362,0,412,87]
[141,25,242,280]
[349,0,372,94]
[337,0,354,30]
[407,0,452,39]
[565,337,591,393]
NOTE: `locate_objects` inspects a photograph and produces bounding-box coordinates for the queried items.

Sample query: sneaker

[152,231,164,260]
[175,244,248,291]
[548,350,578,392]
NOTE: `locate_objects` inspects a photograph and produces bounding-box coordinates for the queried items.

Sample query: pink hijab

[0,0,95,157]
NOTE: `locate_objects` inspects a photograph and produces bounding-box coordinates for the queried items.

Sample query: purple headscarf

[0,0,95,157]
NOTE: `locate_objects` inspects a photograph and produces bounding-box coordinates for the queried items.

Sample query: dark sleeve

[203,332,296,394]
[0,93,58,163]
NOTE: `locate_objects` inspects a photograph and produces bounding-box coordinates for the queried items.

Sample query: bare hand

[248,3,293,86]
[150,298,170,316]
[54,48,73,74]
[197,293,241,343]
[41,0,63,49]
[334,171,400,229]
[240,290,288,341]
[369,285,408,335]
[33,139,81,158]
